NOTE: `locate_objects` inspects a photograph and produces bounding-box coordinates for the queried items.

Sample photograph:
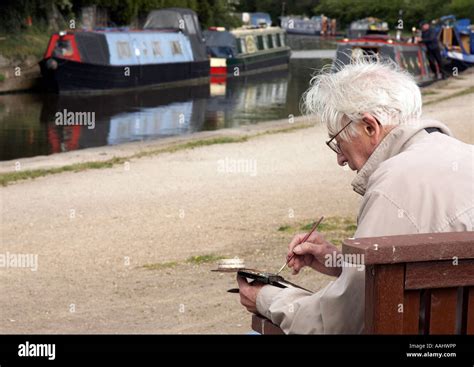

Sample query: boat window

[53,39,73,57]
[207,46,234,58]
[183,14,196,35]
[171,41,183,55]
[141,41,148,56]
[236,38,242,53]
[267,35,273,48]
[239,38,247,54]
[117,41,132,59]
[262,35,269,49]
[271,34,277,48]
[401,51,421,75]
[275,33,281,47]
[257,35,264,50]
[278,33,285,46]
[152,41,162,56]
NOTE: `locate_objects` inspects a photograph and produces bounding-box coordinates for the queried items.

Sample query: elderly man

[237,58,473,334]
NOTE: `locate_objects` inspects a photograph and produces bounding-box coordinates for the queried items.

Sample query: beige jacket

[256,119,474,334]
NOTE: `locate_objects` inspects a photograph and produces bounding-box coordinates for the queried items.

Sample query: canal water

[0,36,337,161]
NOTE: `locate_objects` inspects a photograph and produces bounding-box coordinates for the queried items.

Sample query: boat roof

[91,28,180,34]
[338,34,421,47]
[143,8,207,61]
[350,17,388,31]
[231,26,284,36]
[144,8,200,30]
[204,30,238,55]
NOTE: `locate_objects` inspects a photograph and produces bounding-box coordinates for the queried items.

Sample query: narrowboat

[280,16,321,35]
[240,12,273,28]
[335,34,436,86]
[279,15,336,36]
[347,17,389,39]
[204,26,291,78]
[40,8,209,93]
[437,15,474,66]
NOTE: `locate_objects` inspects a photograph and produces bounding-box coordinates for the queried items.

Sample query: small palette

[211,258,246,272]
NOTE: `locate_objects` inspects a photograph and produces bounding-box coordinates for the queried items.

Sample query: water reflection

[107,99,210,145]
[0,57,331,161]
[205,69,289,129]
[39,85,210,152]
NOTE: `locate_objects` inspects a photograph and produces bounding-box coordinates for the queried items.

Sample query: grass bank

[424,85,474,106]
[143,254,226,271]
[278,216,357,246]
[0,123,312,186]
[141,216,356,272]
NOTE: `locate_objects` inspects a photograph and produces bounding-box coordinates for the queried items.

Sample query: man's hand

[237,275,265,314]
[287,231,342,277]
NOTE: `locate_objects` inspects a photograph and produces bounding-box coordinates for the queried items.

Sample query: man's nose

[337,153,348,167]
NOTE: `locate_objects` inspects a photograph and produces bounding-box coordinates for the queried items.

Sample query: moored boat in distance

[335,34,437,86]
[40,8,209,93]
[204,26,290,78]
[239,12,272,28]
[437,15,474,67]
[280,15,336,36]
[347,17,389,39]
[280,16,322,35]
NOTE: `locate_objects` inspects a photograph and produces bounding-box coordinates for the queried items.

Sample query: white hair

[301,56,422,141]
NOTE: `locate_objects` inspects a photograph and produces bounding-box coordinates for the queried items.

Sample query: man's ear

[361,113,380,140]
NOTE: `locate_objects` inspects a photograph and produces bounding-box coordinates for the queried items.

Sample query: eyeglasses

[325,120,354,154]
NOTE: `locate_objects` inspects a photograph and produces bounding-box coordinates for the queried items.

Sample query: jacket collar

[351,119,452,196]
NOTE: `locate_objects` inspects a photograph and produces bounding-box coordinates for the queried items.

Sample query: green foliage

[314,0,474,29]
[1,0,473,33]
[449,0,474,20]
[197,0,242,28]
[0,0,241,33]
[235,0,316,25]
[0,25,51,60]
[92,0,241,28]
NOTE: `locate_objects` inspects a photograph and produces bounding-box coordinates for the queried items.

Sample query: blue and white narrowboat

[40,8,209,93]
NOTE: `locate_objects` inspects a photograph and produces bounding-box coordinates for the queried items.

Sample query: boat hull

[446,51,474,64]
[285,29,320,36]
[40,58,210,93]
[210,49,290,77]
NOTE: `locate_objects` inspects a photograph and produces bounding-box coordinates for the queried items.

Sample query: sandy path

[0,70,472,334]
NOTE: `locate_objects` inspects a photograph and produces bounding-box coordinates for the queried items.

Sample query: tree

[314,0,473,30]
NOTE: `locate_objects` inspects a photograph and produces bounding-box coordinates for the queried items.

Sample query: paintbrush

[226,216,324,294]
[275,216,324,276]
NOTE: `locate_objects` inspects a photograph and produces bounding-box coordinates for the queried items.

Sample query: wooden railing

[251,232,474,334]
